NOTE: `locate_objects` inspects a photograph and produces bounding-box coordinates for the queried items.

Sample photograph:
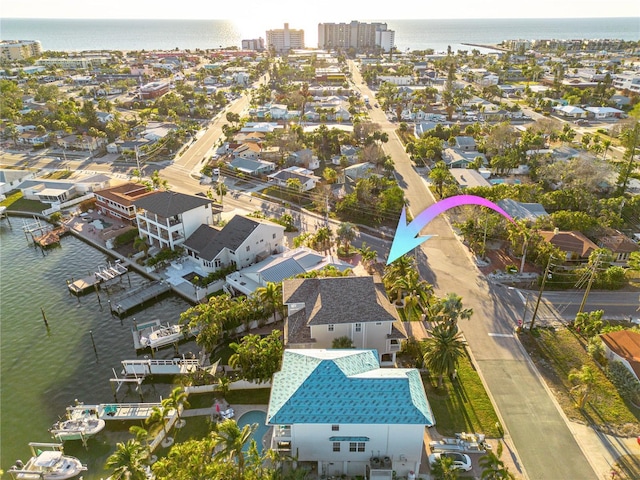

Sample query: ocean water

[0,223,195,478]
[1,17,638,53]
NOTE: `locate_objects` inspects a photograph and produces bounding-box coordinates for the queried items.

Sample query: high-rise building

[242,38,265,51]
[0,40,42,61]
[266,23,305,53]
[317,21,395,52]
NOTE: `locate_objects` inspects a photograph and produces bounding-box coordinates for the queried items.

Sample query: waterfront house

[599,330,640,382]
[133,191,217,251]
[282,276,406,365]
[225,247,352,296]
[94,182,158,224]
[183,214,285,274]
[267,349,434,479]
[19,174,111,204]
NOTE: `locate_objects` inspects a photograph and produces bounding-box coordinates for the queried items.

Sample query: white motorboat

[140,322,184,349]
[50,406,106,442]
[8,442,87,479]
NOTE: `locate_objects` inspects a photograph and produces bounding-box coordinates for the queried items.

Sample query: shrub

[113,228,138,247]
[607,361,640,405]
[587,337,606,365]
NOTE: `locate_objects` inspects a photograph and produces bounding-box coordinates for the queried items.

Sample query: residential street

[348,63,600,478]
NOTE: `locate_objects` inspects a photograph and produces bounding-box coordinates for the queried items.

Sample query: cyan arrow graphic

[386,194,515,264]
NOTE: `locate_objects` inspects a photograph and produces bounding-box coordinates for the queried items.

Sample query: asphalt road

[351,64,598,479]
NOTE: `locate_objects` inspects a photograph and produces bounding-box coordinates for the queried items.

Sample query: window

[328,324,334,332]
[246,245,250,251]
[349,442,366,452]
[273,233,276,239]
[331,425,339,431]
[333,442,341,452]
[355,323,362,332]
[375,322,382,326]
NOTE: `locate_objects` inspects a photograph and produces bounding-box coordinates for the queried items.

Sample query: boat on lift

[8,442,87,479]
[50,405,106,442]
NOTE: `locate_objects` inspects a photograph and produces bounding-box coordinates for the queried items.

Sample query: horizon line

[2,15,639,21]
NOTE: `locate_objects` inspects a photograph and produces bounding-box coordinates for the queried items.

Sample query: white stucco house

[282,276,406,365]
[133,191,216,251]
[267,349,435,479]
[268,166,320,192]
[182,214,285,274]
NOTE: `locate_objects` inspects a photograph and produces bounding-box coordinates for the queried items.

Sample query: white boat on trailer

[50,405,106,443]
[8,442,87,479]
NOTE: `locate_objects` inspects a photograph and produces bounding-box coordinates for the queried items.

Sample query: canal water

[0,221,197,478]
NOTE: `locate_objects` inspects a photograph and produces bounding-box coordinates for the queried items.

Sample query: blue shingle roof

[267,350,435,426]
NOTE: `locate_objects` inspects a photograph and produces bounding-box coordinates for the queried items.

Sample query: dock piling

[90,330,98,362]
[40,308,49,328]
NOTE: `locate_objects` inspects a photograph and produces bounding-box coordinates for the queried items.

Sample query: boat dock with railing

[110,356,203,393]
[110,280,171,315]
[66,401,171,421]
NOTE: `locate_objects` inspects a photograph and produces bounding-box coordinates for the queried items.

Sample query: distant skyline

[3,0,640,21]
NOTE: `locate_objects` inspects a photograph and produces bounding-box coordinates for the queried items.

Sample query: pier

[22,217,67,247]
[110,280,171,315]
[66,402,171,421]
[68,261,129,294]
[110,356,202,393]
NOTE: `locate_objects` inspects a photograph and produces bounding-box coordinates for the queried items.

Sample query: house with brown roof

[282,276,406,366]
[600,330,640,382]
[94,182,158,224]
[539,229,599,263]
[598,232,640,266]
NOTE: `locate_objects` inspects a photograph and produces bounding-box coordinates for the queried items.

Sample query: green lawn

[423,353,502,437]
[225,388,271,405]
[519,328,640,433]
[1,191,48,213]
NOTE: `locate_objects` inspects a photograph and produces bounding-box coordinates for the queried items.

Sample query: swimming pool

[237,410,268,454]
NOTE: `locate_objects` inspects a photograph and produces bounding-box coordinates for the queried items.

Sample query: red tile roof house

[94,182,159,224]
[600,330,640,382]
[539,230,599,263]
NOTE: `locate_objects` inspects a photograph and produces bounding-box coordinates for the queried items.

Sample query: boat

[8,442,87,479]
[140,322,184,349]
[50,405,106,442]
[132,319,197,351]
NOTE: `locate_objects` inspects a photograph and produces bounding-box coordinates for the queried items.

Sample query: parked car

[428,452,472,472]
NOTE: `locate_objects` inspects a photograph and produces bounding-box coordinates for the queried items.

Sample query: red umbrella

[216,403,221,413]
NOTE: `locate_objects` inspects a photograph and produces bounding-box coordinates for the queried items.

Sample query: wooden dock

[110,280,171,315]
[68,261,128,294]
[67,402,172,421]
[34,225,68,247]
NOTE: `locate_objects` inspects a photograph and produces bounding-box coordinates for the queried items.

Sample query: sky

[3,0,640,21]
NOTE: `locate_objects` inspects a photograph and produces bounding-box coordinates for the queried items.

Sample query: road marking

[488,333,514,338]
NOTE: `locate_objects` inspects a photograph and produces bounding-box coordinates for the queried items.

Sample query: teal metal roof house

[267,349,434,479]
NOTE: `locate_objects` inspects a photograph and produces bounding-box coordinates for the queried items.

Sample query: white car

[428,452,472,472]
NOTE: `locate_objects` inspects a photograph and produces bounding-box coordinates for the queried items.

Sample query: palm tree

[133,236,150,259]
[430,293,473,332]
[217,375,232,400]
[423,324,467,388]
[210,419,256,476]
[336,222,357,254]
[479,441,515,479]
[105,438,149,480]
[129,425,157,465]
[331,336,354,349]
[358,242,378,274]
[568,365,597,410]
[162,386,190,429]
[255,282,281,323]
[146,405,174,448]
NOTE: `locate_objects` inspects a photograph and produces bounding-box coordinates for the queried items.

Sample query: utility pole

[530,256,553,330]
[578,253,601,314]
